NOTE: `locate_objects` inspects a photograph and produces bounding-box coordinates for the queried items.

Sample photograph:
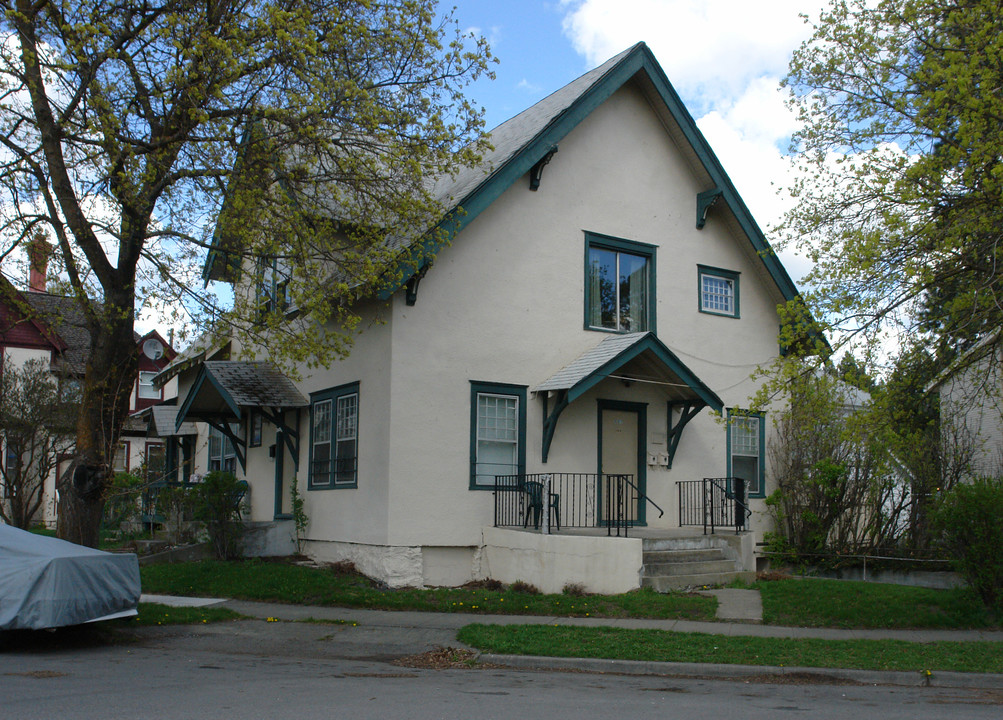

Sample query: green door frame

[596,399,647,526]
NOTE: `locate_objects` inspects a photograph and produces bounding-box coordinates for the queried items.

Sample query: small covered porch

[175,360,308,519]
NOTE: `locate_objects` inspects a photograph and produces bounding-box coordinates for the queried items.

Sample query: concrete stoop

[640,535,754,591]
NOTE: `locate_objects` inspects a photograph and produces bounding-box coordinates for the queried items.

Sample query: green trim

[726,408,766,499]
[307,381,360,490]
[697,264,741,319]
[583,231,657,334]
[274,427,285,517]
[175,364,241,430]
[666,401,706,469]
[696,188,723,229]
[597,399,648,526]
[470,380,527,490]
[377,43,801,310]
[566,333,723,411]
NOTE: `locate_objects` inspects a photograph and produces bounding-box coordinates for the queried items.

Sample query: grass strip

[140,560,715,621]
[132,602,244,626]
[757,578,998,629]
[457,624,1003,674]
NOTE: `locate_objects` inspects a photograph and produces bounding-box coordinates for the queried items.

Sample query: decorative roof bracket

[541,389,569,463]
[666,400,706,468]
[404,263,431,306]
[696,187,723,229]
[529,146,559,191]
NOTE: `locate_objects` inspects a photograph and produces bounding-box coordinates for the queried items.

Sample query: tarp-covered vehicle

[0,524,140,630]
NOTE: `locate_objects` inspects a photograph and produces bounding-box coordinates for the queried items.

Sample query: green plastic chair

[523,480,560,530]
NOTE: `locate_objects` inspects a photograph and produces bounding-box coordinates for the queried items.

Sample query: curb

[479,654,1003,690]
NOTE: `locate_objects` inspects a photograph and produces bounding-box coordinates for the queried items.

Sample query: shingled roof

[175,361,308,427]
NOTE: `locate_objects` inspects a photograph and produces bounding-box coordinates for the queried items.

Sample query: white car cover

[0,524,140,630]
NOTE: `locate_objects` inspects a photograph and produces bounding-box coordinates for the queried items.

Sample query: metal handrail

[618,474,665,519]
[706,477,751,529]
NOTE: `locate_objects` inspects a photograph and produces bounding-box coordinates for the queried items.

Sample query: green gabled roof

[379,41,801,304]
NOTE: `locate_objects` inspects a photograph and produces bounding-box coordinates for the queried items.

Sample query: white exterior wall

[381,83,782,575]
[940,342,1003,479]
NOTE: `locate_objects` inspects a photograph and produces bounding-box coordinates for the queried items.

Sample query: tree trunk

[57,297,137,547]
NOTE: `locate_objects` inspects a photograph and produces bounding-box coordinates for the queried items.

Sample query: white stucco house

[929,330,1003,480]
[164,43,811,592]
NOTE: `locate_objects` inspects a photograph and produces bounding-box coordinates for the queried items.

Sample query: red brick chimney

[27,234,51,293]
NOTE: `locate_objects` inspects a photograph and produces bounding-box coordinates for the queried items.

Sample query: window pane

[313,400,332,444]
[619,252,648,331]
[336,394,358,441]
[732,456,759,494]
[588,247,617,329]
[702,274,734,314]
[476,393,518,485]
[138,371,160,399]
[731,416,760,494]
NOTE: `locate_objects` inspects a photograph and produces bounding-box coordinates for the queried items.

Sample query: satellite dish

[143,338,164,360]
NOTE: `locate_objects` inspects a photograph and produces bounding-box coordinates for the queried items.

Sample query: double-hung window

[309,382,359,489]
[727,410,765,497]
[470,381,526,489]
[698,265,740,318]
[138,371,161,399]
[208,425,238,473]
[585,232,655,333]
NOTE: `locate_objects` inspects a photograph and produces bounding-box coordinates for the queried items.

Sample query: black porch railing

[677,477,750,535]
[493,473,664,537]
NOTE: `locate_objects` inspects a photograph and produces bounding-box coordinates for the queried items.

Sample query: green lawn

[140,559,715,621]
[458,624,1003,674]
[132,603,244,626]
[757,578,998,629]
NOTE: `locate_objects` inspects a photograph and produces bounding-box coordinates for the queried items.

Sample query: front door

[598,401,646,526]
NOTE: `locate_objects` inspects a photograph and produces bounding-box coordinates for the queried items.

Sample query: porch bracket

[259,407,301,471]
[206,419,248,473]
[696,187,723,229]
[529,146,558,191]
[666,401,706,468]
[541,389,569,464]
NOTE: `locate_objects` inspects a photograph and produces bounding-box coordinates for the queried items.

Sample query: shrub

[510,580,540,595]
[102,471,145,533]
[931,477,1003,612]
[194,471,247,560]
[562,582,589,597]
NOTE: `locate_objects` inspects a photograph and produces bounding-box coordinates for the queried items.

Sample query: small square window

[698,266,740,318]
[138,371,161,399]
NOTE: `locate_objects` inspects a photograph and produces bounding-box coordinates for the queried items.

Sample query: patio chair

[523,480,560,530]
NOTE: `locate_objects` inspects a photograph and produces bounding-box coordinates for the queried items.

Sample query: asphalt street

[2,613,1001,720]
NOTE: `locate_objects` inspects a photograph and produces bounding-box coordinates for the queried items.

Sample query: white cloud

[516,78,544,94]
[559,0,820,283]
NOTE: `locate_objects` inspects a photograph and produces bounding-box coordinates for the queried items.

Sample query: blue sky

[447,0,820,281]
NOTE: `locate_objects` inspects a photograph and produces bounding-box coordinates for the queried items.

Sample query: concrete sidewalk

[139,591,1003,689]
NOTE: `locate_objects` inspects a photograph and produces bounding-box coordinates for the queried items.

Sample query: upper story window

[698,265,740,318]
[138,371,161,399]
[585,232,656,333]
[309,382,359,489]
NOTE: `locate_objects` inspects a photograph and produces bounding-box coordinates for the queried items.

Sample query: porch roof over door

[533,332,723,463]
[175,361,308,473]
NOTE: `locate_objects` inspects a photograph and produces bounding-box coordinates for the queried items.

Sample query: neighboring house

[928,330,1003,480]
[167,43,809,592]
[0,248,178,526]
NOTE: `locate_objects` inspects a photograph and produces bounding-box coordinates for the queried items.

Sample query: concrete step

[642,559,739,576]
[642,570,756,592]
[642,548,728,564]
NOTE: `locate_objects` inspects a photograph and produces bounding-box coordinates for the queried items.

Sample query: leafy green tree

[0,1,493,546]
[781,0,1003,355]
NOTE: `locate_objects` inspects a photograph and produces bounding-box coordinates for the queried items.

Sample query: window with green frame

[585,232,656,333]
[469,381,526,489]
[727,409,765,497]
[698,265,740,318]
[309,382,359,489]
